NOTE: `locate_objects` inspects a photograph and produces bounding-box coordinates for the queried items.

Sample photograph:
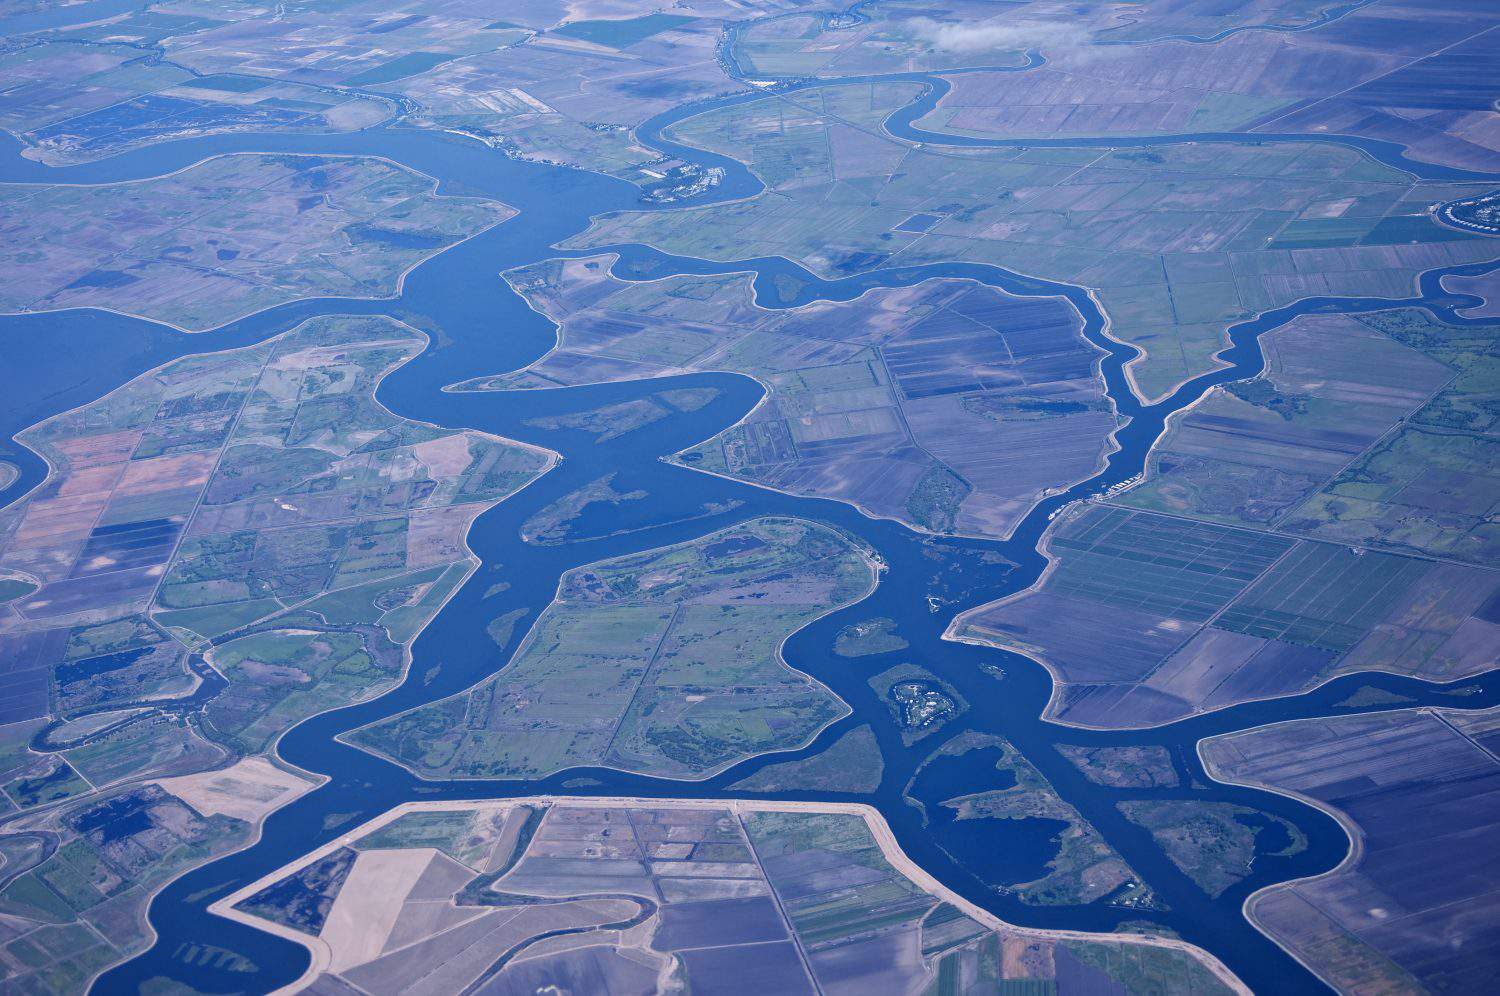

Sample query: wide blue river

[1,72,1497,996]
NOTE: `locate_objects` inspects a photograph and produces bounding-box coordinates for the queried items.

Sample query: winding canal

[0,68,1496,996]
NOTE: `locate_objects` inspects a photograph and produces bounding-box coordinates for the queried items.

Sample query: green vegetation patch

[357,811,477,858]
[1059,745,1179,789]
[525,388,717,443]
[1214,543,1430,652]
[868,663,965,745]
[1119,800,1306,898]
[934,735,1148,908]
[728,725,884,794]
[154,598,281,641]
[1062,940,1237,996]
[354,517,871,780]
[520,473,646,545]
[343,52,453,86]
[0,578,39,602]
[833,617,908,657]
[207,628,399,752]
[1356,309,1500,434]
[552,14,695,48]
[484,608,530,649]
[4,758,91,809]
[1283,425,1500,565]
[907,464,971,534]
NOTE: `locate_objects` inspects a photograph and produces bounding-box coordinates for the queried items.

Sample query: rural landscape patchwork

[0,1,1496,994]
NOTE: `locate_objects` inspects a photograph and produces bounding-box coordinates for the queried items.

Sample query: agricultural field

[960,300,1500,729]
[352,517,874,780]
[377,7,747,180]
[155,0,531,87]
[913,734,1154,909]
[1123,309,1499,565]
[12,0,1486,188]
[954,503,1500,728]
[1203,706,1500,994]
[219,797,1237,995]
[0,154,507,330]
[1282,422,1499,565]
[0,315,546,986]
[568,81,1500,401]
[912,1,1500,172]
[457,253,1115,539]
[0,314,548,748]
[2,1,1497,989]
[1096,0,1370,42]
[730,0,1394,84]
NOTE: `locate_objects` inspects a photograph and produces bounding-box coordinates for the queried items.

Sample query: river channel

[1,70,1497,996]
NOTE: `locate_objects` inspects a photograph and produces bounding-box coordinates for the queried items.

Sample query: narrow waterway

[0,75,1497,996]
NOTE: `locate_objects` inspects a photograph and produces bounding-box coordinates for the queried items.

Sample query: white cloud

[908,17,1090,56]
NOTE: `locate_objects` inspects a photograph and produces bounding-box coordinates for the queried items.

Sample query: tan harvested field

[153,756,317,823]
[322,847,440,971]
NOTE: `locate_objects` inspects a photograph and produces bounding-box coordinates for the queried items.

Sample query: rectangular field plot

[1205,707,1500,994]
[1282,424,1500,565]
[1213,544,1432,652]
[961,503,1500,728]
[1045,506,1289,623]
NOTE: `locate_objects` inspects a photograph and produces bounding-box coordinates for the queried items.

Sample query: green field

[352,517,874,780]
[0,156,504,331]
[728,725,884,794]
